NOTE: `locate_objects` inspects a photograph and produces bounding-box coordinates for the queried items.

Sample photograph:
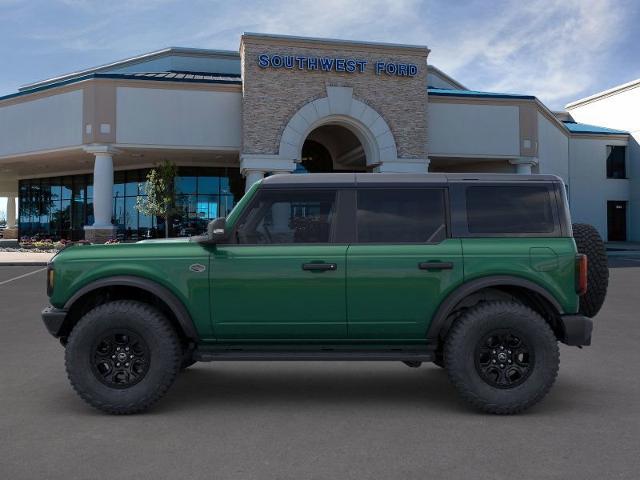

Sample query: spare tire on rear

[572,223,609,317]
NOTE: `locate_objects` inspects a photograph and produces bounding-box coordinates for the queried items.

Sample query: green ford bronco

[42,173,608,415]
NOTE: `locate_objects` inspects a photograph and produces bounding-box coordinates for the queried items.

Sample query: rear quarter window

[466,185,556,234]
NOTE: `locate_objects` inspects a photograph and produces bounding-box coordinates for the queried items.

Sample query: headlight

[47,266,55,296]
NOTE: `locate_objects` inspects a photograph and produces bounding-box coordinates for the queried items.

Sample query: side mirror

[207,217,227,243]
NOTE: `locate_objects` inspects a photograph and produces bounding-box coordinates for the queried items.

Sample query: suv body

[42,173,595,414]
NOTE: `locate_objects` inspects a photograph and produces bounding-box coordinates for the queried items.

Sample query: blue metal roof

[427,87,535,100]
[0,71,242,102]
[118,71,241,82]
[562,121,628,135]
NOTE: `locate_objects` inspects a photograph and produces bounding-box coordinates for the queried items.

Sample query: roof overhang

[565,78,640,109]
[240,32,430,56]
[19,47,240,93]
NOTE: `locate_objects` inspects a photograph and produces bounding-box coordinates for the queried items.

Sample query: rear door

[346,187,463,340]
[211,187,349,340]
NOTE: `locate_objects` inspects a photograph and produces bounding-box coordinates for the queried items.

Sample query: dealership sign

[257,53,418,77]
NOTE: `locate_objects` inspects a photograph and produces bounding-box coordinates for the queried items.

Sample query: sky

[1,0,640,216]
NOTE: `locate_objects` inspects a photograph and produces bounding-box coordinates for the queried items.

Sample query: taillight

[576,254,587,295]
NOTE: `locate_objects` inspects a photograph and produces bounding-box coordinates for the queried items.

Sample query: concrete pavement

[0,251,55,265]
[0,262,639,479]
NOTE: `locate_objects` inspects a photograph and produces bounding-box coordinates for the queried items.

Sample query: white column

[92,152,114,227]
[240,154,295,192]
[244,170,265,192]
[510,157,538,175]
[83,146,118,241]
[6,196,16,229]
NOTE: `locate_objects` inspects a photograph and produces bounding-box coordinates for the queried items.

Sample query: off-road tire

[181,355,197,370]
[444,301,559,414]
[572,223,609,318]
[433,351,445,368]
[65,300,182,414]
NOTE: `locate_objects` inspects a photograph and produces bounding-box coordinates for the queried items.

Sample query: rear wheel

[572,223,609,317]
[181,354,197,370]
[65,300,182,414]
[444,301,559,414]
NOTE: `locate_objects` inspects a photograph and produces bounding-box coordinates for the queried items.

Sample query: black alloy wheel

[474,330,533,388]
[91,330,150,388]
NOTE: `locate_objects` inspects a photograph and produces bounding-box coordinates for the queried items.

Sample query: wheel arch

[61,275,198,342]
[426,276,564,342]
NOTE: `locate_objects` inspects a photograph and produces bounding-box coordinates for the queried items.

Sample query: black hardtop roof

[260,172,563,188]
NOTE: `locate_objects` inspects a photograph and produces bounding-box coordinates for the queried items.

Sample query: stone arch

[278,86,398,167]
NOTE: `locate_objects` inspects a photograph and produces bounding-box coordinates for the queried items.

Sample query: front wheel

[444,301,559,414]
[65,300,182,414]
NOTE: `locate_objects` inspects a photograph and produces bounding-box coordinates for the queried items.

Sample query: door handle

[302,263,337,272]
[418,262,454,270]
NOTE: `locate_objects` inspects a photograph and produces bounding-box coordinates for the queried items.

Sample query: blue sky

[1,0,639,109]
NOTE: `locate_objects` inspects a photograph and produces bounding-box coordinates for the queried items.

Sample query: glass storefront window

[61,178,73,201]
[18,166,242,241]
[198,176,219,195]
[125,171,140,197]
[176,176,197,195]
[113,171,126,199]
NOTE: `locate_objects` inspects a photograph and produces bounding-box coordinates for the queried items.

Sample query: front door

[346,187,463,340]
[607,201,627,241]
[211,188,348,340]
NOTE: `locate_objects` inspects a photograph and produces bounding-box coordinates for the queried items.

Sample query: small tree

[136,160,178,238]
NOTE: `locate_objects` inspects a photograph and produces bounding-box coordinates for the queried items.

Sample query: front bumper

[42,306,68,338]
[559,314,593,346]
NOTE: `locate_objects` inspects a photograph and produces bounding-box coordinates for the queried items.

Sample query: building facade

[0,33,634,242]
[566,80,640,242]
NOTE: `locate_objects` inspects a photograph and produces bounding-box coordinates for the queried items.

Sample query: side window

[236,189,337,244]
[466,186,555,234]
[356,188,447,243]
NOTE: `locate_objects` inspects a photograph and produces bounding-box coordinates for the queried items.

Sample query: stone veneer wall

[240,36,429,160]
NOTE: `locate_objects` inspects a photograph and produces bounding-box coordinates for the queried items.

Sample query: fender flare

[426,275,564,342]
[64,275,199,340]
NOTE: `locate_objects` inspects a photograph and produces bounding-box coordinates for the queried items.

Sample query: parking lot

[1,260,639,480]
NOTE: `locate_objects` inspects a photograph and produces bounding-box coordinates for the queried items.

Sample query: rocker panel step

[193,349,434,362]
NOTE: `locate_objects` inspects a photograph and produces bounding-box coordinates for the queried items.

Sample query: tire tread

[444,301,559,414]
[65,300,181,415]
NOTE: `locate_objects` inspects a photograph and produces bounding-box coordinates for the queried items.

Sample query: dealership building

[0,33,635,242]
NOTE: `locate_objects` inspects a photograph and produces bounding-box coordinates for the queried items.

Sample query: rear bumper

[559,314,593,346]
[42,306,68,338]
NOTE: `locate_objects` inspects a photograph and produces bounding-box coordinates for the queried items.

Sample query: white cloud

[4,0,633,109]
[425,0,630,108]
[188,0,426,47]
[182,0,632,107]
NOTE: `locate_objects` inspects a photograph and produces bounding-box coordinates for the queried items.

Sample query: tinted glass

[17,167,241,241]
[198,176,219,194]
[175,176,197,194]
[237,190,337,244]
[466,186,555,234]
[606,146,626,179]
[356,188,446,243]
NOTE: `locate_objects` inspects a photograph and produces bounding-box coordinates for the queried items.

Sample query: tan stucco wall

[240,35,429,159]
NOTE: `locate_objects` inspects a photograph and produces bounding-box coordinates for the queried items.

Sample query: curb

[606,251,640,257]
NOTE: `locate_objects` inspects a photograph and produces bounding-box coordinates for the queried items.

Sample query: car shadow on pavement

[153,363,473,414]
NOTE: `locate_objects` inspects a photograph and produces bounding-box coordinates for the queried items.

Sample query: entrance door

[607,201,627,241]
[211,188,348,340]
[346,187,463,340]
